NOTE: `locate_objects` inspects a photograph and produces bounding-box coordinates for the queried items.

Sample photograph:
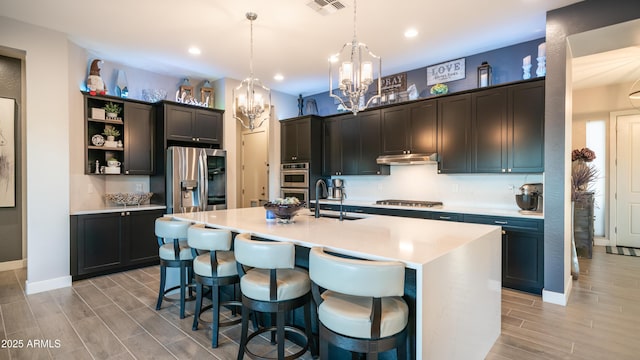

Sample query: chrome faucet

[314,179,327,218]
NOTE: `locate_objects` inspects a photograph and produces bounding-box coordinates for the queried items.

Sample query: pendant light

[629,78,640,111]
[233,12,271,131]
[329,0,381,115]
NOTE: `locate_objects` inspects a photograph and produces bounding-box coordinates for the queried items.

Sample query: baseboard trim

[542,276,573,306]
[25,275,72,295]
[0,258,27,272]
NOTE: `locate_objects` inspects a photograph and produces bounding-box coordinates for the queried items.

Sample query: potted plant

[103,102,121,119]
[102,125,120,141]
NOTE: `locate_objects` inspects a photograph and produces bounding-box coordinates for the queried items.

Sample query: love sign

[427,58,466,85]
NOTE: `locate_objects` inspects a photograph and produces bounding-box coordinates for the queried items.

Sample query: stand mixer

[516,183,543,213]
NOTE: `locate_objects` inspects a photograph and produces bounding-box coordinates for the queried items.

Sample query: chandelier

[329,0,381,115]
[233,12,271,131]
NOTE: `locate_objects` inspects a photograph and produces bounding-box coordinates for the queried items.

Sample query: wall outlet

[135,183,143,192]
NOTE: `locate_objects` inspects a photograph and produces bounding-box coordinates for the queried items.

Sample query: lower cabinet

[315,204,545,294]
[463,214,544,294]
[71,209,164,279]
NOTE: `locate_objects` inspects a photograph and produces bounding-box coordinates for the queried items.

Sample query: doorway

[241,126,269,208]
[610,110,640,247]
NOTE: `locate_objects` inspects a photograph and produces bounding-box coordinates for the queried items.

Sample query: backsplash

[331,164,544,210]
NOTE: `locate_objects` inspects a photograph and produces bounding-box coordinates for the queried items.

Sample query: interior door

[616,113,640,248]
[242,129,268,208]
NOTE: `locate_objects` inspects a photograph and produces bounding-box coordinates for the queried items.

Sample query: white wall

[335,165,543,210]
[0,17,71,293]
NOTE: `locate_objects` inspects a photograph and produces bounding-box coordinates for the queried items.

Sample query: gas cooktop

[375,199,443,208]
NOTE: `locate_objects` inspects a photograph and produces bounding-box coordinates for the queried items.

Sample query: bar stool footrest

[244,325,309,360]
[196,300,242,327]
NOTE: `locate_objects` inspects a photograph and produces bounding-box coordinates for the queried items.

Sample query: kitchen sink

[308,213,364,221]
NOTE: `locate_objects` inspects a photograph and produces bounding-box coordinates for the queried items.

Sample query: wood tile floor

[1,245,639,359]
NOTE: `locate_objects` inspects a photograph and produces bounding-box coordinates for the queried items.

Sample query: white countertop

[70,204,167,215]
[313,199,544,219]
[170,207,501,269]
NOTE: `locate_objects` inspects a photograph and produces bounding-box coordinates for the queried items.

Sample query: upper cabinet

[381,100,437,155]
[83,93,154,175]
[439,79,545,174]
[438,94,472,174]
[323,110,389,176]
[158,102,223,147]
[282,117,314,163]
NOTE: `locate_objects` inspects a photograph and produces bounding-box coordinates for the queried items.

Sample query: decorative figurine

[298,94,304,116]
[87,59,107,95]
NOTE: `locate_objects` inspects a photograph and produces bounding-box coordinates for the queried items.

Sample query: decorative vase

[573,192,594,258]
[107,135,115,141]
[106,112,118,119]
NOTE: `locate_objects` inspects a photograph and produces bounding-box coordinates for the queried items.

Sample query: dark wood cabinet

[323,110,389,176]
[161,103,223,146]
[508,80,545,173]
[281,117,320,163]
[441,79,544,174]
[381,100,437,155]
[438,94,472,173]
[472,88,508,173]
[70,209,164,280]
[463,214,544,294]
[123,102,154,175]
[84,93,154,175]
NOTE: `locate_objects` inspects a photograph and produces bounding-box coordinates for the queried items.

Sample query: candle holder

[523,64,532,80]
[536,56,546,77]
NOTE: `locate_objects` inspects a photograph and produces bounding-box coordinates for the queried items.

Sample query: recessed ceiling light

[188,47,201,55]
[404,28,418,38]
[274,74,284,81]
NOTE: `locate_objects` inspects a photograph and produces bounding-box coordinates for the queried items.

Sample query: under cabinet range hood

[376,153,439,165]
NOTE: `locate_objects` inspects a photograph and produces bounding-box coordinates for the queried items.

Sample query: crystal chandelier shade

[233,12,271,131]
[329,0,381,115]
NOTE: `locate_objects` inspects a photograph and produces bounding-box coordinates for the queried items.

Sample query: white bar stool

[234,232,317,360]
[155,217,194,319]
[187,224,241,348]
[309,247,409,360]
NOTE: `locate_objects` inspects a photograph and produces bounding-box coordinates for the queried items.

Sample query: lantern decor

[477,61,492,88]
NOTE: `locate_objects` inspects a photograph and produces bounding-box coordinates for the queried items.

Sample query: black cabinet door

[408,100,437,154]
[165,105,195,142]
[125,210,163,265]
[281,119,311,163]
[358,111,384,175]
[340,114,359,175]
[381,106,409,155]
[503,230,544,294]
[509,81,545,173]
[194,109,222,144]
[323,117,342,175]
[473,88,508,173]
[74,213,124,276]
[438,94,472,173]
[124,103,154,175]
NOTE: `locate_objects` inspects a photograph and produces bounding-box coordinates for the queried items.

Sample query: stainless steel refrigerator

[166,146,226,213]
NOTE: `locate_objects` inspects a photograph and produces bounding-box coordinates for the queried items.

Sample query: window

[586,120,606,237]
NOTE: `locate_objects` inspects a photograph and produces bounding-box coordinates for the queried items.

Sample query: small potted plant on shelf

[102,125,120,144]
[103,102,121,119]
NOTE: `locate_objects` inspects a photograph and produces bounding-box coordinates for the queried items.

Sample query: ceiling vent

[306,0,347,15]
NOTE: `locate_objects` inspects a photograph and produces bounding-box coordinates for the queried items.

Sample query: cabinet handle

[125,170,129,175]
[354,209,364,213]
[494,220,508,225]
[126,212,130,216]
[121,212,126,216]
[508,168,512,172]
[407,150,411,154]
[501,169,506,172]
[192,137,196,141]
[502,230,506,235]
[439,216,451,220]
[377,171,380,175]
[196,138,200,141]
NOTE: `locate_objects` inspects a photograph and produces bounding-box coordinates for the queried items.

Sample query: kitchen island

[172,207,502,360]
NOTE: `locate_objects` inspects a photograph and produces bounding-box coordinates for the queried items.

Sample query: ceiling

[1,0,586,96]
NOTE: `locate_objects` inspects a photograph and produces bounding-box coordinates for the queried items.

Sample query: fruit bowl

[264,199,305,223]
[105,192,153,206]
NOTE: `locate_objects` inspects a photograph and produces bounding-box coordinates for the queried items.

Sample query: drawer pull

[494,220,508,225]
[353,209,363,213]
[439,216,451,220]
